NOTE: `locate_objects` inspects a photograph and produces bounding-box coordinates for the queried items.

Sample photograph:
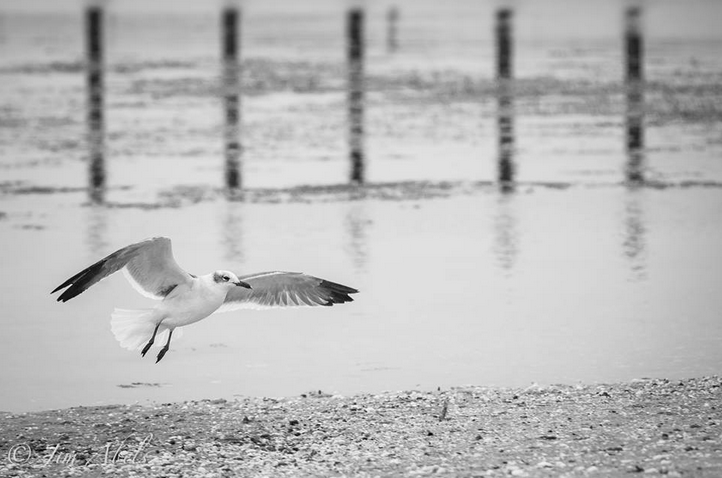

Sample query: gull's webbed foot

[155,329,173,363]
[156,346,169,363]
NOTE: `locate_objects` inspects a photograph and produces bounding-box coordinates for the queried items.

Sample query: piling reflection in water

[347,8,365,185]
[86,203,109,258]
[222,7,241,191]
[625,7,645,185]
[344,202,371,273]
[493,193,519,273]
[622,190,647,281]
[496,9,515,192]
[86,5,105,203]
[223,200,245,264]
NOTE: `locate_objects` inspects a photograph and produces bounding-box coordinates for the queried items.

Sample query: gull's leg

[141,323,161,357]
[156,329,173,363]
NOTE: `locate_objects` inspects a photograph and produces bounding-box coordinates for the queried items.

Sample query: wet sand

[1,376,721,477]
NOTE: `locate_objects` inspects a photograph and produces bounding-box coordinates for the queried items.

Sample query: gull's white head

[212,270,252,289]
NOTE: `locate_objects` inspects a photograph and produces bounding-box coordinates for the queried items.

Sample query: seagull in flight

[51,237,358,363]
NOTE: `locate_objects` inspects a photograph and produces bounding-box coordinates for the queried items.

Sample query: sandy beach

[1,376,721,477]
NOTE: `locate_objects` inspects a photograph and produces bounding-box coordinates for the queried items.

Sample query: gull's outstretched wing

[216,271,358,313]
[51,237,193,302]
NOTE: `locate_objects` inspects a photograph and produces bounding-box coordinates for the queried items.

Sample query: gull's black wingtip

[50,258,110,303]
[51,273,80,301]
[51,278,73,296]
[52,288,75,303]
[51,284,67,301]
[319,279,359,306]
[51,281,79,302]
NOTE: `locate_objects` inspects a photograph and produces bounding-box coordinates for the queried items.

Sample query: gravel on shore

[1,377,721,477]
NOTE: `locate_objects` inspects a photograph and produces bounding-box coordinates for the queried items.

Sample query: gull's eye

[222,275,229,281]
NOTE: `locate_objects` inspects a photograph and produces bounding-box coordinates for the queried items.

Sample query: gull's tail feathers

[110,308,181,351]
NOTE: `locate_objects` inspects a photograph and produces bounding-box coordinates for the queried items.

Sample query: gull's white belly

[156,282,226,328]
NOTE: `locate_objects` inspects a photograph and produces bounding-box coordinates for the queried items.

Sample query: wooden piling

[222,7,241,190]
[497,90,514,190]
[347,8,365,185]
[625,7,644,184]
[86,5,105,202]
[496,8,513,81]
[625,7,643,83]
[496,8,514,191]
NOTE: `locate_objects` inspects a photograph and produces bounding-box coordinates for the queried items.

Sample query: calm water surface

[1,1,721,411]
[1,185,721,412]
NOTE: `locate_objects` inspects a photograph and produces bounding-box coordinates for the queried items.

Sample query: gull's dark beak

[235,280,252,289]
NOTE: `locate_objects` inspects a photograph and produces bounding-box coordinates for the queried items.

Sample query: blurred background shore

[2,0,721,196]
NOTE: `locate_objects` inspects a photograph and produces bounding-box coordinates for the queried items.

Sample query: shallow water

[1,184,721,412]
[1,2,722,412]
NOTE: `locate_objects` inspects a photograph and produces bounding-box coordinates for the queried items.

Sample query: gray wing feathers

[122,238,190,299]
[219,271,358,312]
[51,237,191,302]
